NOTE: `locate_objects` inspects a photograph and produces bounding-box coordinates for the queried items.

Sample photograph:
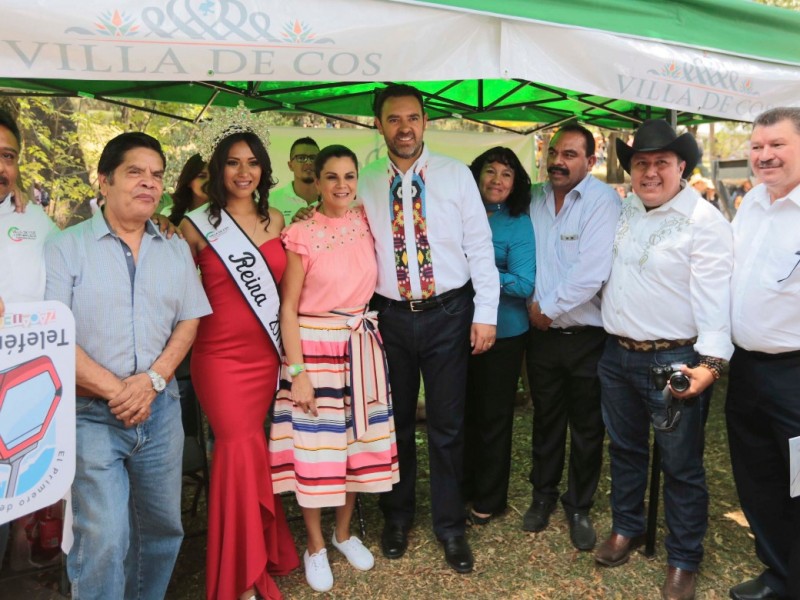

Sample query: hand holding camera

[650,362,716,432]
[651,363,691,394]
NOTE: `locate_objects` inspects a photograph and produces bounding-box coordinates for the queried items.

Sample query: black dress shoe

[566,512,597,551]
[442,535,474,573]
[522,499,555,532]
[729,577,780,600]
[381,523,409,560]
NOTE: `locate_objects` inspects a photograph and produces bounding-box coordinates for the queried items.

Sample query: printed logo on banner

[618,53,771,118]
[0,301,75,526]
[94,10,140,37]
[73,3,333,45]
[0,0,384,78]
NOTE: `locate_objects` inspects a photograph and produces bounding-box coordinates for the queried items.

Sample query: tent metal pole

[643,109,678,559]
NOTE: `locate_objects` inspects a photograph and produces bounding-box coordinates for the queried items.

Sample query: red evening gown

[191,237,299,600]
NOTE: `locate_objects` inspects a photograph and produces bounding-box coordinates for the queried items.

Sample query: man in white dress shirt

[361,84,499,574]
[269,136,319,221]
[595,120,733,600]
[0,106,58,572]
[726,107,800,600]
[522,124,620,551]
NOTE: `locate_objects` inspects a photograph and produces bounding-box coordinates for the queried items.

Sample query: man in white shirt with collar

[361,84,499,574]
[0,105,58,572]
[596,120,733,600]
[726,107,800,600]
[0,107,57,312]
[522,124,620,551]
[269,136,319,221]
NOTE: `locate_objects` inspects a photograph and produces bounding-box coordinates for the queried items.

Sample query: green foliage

[12,98,93,223]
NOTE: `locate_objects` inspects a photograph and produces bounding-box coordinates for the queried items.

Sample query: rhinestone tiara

[196,101,271,162]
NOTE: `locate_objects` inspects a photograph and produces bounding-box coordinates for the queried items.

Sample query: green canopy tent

[1,0,799,132]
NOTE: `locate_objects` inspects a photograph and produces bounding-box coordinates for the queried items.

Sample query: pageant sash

[187,206,282,356]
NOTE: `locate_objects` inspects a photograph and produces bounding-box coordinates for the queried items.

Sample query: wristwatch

[146,369,167,392]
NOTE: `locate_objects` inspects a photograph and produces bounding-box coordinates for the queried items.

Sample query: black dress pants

[464,332,527,515]
[726,347,800,599]
[525,326,606,514]
[372,288,473,540]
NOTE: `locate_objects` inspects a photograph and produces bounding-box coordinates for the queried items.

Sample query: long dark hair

[206,131,274,229]
[168,154,206,226]
[469,146,532,217]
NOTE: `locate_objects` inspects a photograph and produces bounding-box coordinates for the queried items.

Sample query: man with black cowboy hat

[595,120,733,600]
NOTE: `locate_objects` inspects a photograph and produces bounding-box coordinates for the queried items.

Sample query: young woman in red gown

[181,130,299,600]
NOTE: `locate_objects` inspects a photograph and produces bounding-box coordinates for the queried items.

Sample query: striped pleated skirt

[269,308,400,508]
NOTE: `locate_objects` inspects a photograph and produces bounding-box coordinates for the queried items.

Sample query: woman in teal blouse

[463,147,536,525]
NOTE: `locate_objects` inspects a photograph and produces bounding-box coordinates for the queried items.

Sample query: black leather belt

[377,282,471,313]
[551,325,591,335]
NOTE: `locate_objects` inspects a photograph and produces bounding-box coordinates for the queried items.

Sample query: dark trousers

[463,332,527,515]
[726,347,800,598]
[598,339,707,571]
[372,288,473,540]
[525,326,606,513]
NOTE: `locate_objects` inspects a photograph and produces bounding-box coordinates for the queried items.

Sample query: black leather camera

[651,363,690,393]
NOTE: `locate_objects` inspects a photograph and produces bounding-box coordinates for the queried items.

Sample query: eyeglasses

[291,154,318,164]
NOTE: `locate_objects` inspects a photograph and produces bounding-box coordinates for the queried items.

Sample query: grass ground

[167,374,761,599]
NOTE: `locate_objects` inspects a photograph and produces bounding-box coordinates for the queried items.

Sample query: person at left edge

[44,132,212,600]
[463,146,535,526]
[0,106,58,568]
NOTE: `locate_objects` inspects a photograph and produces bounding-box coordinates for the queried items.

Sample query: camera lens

[669,372,690,393]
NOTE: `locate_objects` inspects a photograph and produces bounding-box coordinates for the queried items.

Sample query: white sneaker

[304,548,334,592]
[331,531,375,571]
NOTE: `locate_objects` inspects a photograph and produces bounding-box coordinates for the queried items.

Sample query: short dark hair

[469,147,532,217]
[313,144,359,178]
[554,124,595,157]
[290,136,319,156]
[373,84,424,119]
[98,132,166,179]
[168,154,206,225]
[754,107,800,135]
[206,131,274,229]
[0,107,21,148]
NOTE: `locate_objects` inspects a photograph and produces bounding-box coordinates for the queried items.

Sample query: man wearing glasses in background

[270,136,320,221]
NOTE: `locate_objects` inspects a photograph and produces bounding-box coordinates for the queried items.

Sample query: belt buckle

[409,299,425,312]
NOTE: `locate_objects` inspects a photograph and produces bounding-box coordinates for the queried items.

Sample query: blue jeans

[68,387,184,600]
[598,339,708,571]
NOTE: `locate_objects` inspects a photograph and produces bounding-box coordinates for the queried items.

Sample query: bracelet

[287,363,306,377]
[696,356,727,381]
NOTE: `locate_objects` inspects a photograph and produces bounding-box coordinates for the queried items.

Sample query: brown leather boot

[593,532,645,567]
[661,566,697,600]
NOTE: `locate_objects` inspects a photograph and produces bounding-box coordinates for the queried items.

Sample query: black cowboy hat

[616,119,701,177]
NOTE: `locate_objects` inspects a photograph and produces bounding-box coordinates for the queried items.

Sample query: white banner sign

[0,0,499,81]
[502,20,800,123]
[0,301,75,526]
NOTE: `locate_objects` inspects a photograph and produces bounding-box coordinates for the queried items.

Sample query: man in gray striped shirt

[45,132,211,600]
